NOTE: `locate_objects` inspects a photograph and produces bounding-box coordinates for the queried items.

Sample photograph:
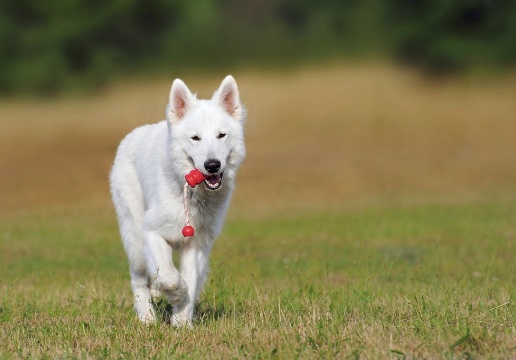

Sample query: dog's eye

[217,133,226,139]
[191,135,201,141]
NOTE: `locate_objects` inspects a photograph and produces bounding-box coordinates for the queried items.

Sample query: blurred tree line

[1,0,515,95]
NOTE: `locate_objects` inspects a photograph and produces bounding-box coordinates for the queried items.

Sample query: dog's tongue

[206,174,221,184]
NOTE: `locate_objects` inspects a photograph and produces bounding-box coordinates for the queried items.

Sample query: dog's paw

[161,277,188,305]
[149,286,162,299]
[138,313,157,325]
[135,307,157,325]
[134,295,157,324]
[171,314,193,329]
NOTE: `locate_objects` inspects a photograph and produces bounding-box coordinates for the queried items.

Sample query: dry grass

[1,62,516,213]
[1,202,515,358]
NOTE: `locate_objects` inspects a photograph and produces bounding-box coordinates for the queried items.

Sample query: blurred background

[1,0,516,215]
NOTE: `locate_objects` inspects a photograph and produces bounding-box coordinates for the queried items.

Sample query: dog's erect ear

[167,79,195,123]
[213,75,243,121]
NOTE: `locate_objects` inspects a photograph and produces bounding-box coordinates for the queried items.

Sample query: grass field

[1,63,515,358]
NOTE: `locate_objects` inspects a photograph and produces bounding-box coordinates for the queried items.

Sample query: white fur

[110,76,246,326]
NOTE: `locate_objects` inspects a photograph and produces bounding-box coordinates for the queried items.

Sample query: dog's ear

[214,75,244,121]
[167,79,195,123]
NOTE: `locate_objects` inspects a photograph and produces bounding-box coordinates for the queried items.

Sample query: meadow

[1,63,515,358]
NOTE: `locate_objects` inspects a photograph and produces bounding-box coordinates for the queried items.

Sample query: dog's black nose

[204,159,221,174]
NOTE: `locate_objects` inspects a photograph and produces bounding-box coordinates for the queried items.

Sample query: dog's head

[166,76,246,191]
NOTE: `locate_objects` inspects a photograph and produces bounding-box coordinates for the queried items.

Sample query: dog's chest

[156,191,228,246]
[189,195,227,234]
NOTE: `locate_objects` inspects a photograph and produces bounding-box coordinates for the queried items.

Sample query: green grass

[1,201,515,358]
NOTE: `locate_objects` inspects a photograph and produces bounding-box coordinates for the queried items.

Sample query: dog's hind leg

[130,271,156,324]
[115,216,156,323]
[112,180,156,324]
[120,218,156,323]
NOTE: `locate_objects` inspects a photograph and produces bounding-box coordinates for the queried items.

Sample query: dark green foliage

[386,0,516,73]
[1,0,515,95]
[0,0,182,94]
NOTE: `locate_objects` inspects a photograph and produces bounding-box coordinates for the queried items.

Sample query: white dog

[110,76,246,326]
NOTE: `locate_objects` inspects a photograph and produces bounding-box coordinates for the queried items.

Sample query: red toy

[185,169,206,188]
[182,225,195,237]
[182,169,206,237]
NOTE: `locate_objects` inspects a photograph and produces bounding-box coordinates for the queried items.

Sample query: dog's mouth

[204,172,223,191]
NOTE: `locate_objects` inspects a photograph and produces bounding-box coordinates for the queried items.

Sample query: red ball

[182,225,195,237]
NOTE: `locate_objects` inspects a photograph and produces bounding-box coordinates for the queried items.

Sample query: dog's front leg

[172,243,210,327]
[144,231,188,307]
